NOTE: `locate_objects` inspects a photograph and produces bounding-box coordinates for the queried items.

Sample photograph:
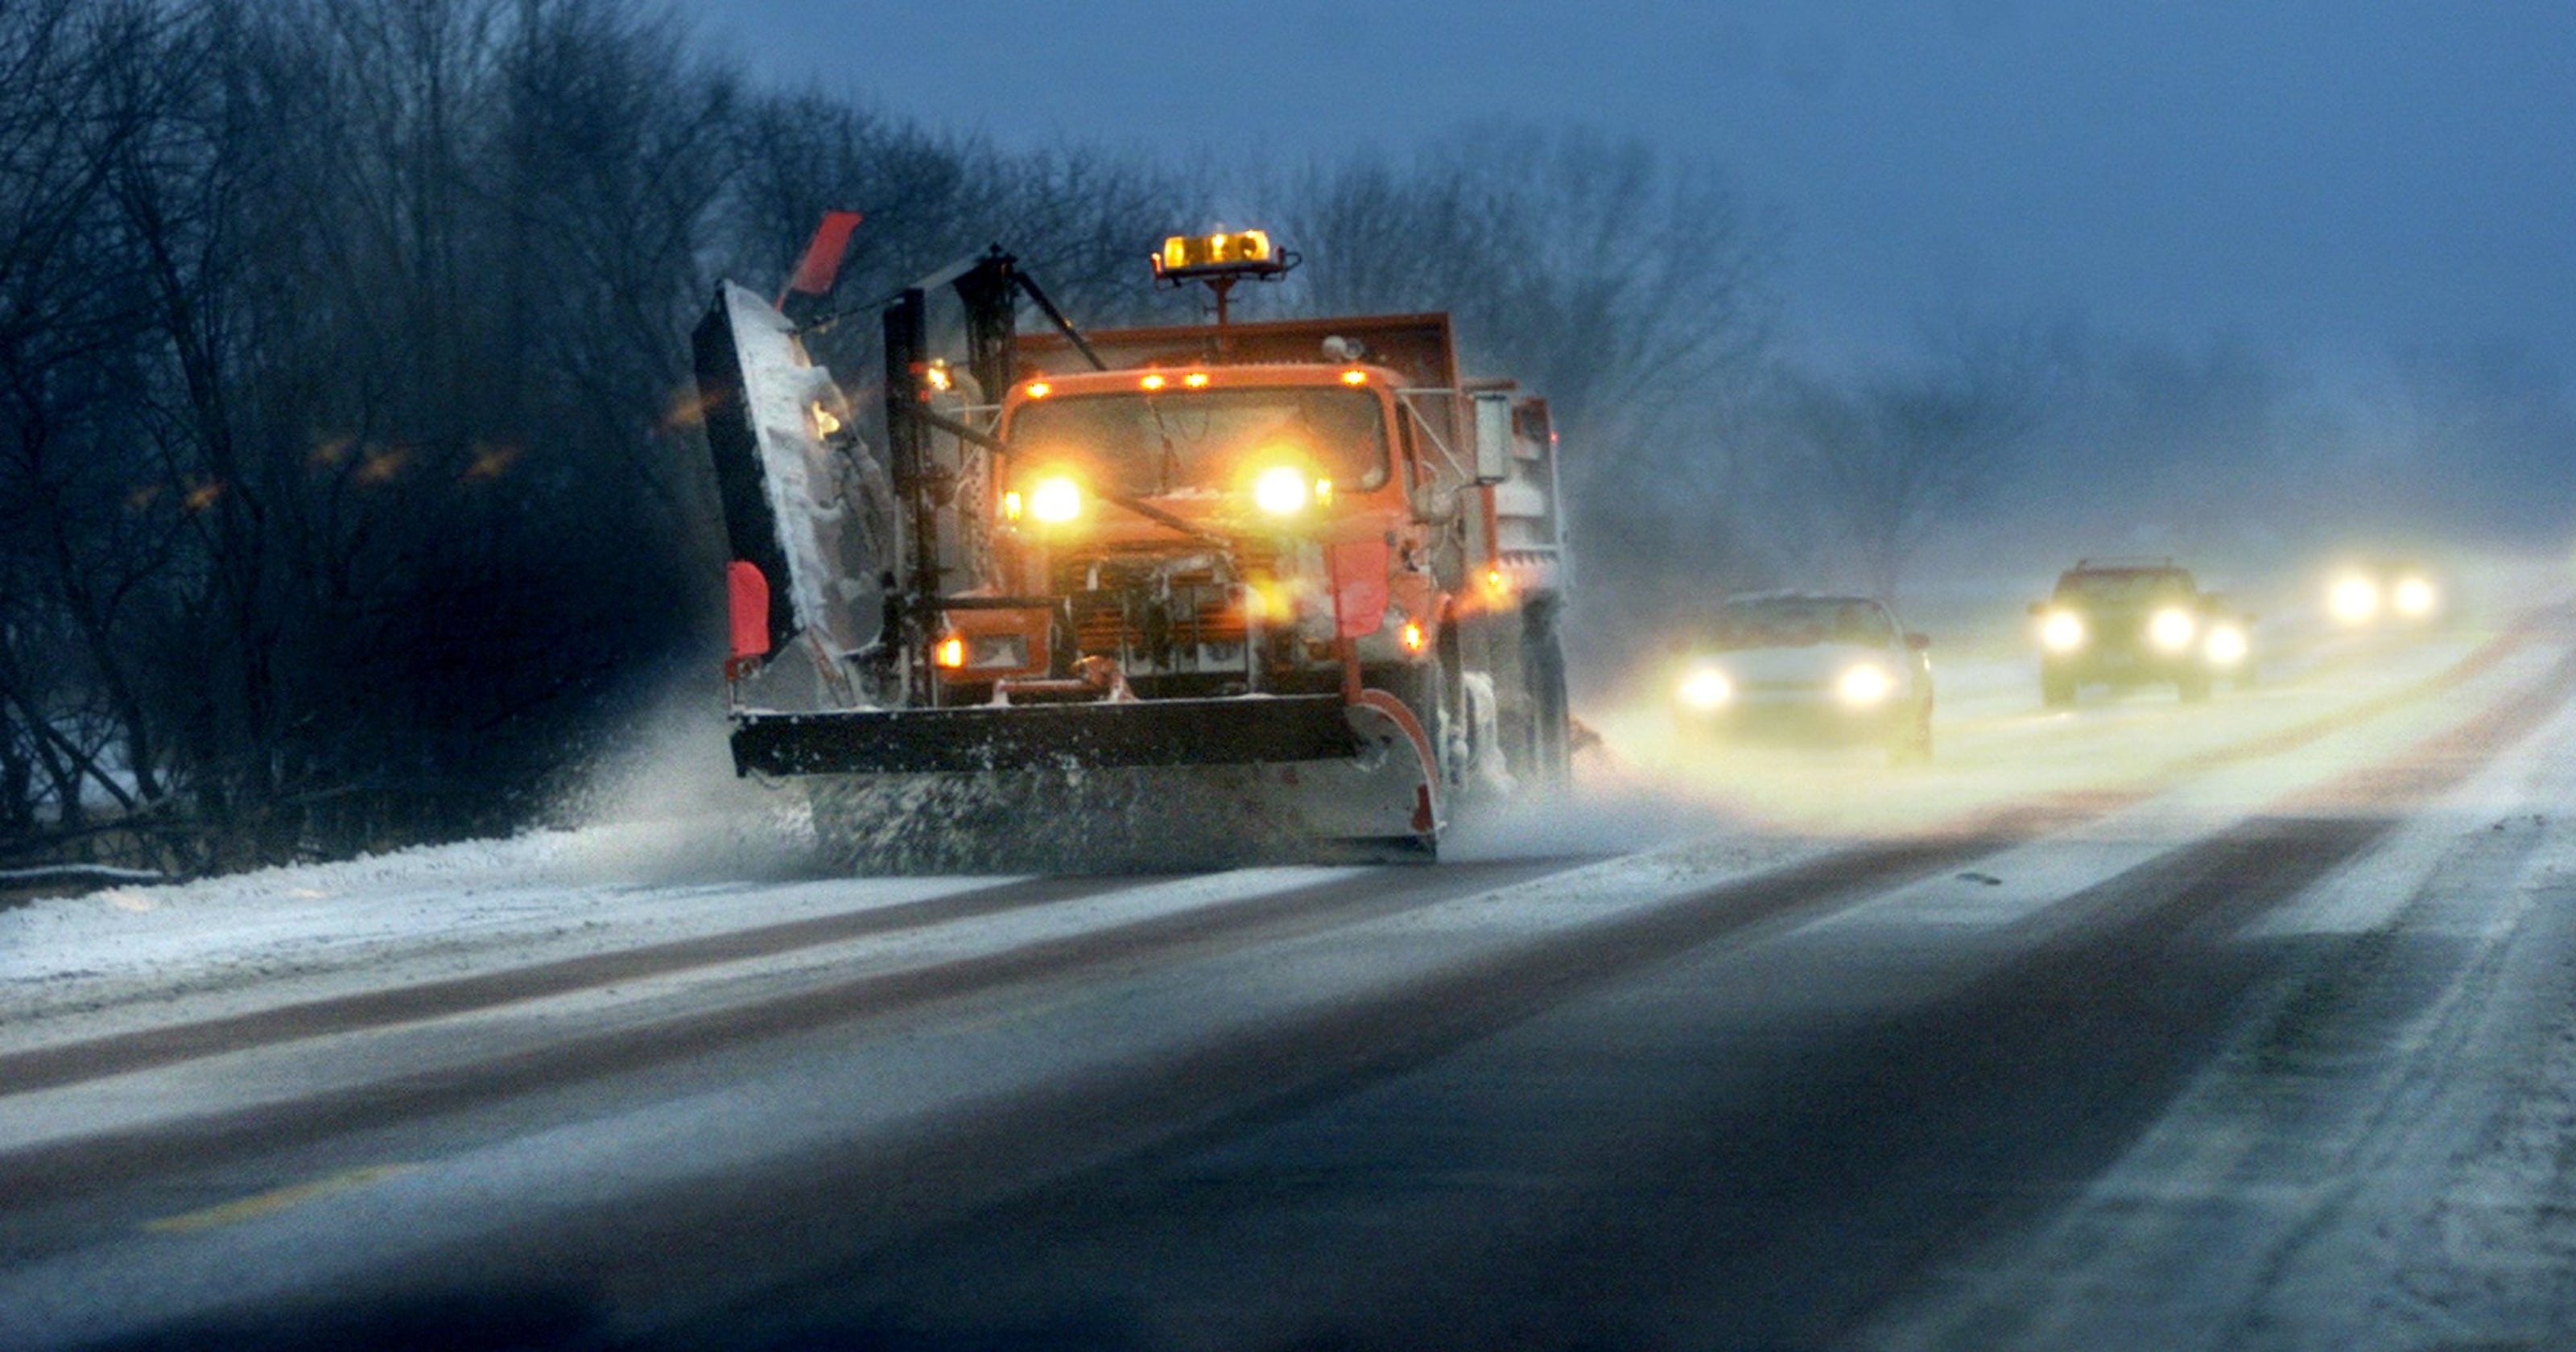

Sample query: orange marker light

[1484,567,1510,597]
[1002,490,1023,521]
[1022,381,1051,399]
[1401,620,1426,653]
[1183,372,1210,389]
[934,636,966,670]
[1140,373,1167,392]
[1340,369,1368,386]
[1314,478,1333,506]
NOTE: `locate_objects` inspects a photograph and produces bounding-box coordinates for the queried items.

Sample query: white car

[1671,593,1935,764]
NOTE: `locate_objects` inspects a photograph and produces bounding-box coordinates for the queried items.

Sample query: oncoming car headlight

[2328,573,2379,625]
[1836,663,1895,707]
[2039,609,2086,653]
[2148,606,2197,653]
[2204,623,2248,666]
[2392,575,2436,618]
[1678,666,1733,710]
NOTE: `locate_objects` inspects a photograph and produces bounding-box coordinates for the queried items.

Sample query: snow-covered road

[6,598,2576,1350]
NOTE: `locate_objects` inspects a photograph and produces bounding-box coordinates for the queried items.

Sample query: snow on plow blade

[746,695,1442,872]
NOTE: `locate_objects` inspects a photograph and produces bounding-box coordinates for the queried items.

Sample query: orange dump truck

[693,227,1569,867]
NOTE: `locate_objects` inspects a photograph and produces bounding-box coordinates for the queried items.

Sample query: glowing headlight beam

[1028,476,1082,524]
[2205,624,2249,666]
[1252,464,1311,516]
[1836,663,1895,707]
[2039,609,2086,653]
[2148,606,2198,653]
[2392,576,2436,618]
[2328,574,2380,625]
[1678,667,1732,710]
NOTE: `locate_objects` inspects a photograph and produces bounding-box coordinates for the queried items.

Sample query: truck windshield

[1007,386,1391,497]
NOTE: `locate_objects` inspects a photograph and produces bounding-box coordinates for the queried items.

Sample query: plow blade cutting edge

[744,695,1443,871]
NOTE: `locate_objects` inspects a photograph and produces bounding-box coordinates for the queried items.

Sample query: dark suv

[2029,559,2252,706]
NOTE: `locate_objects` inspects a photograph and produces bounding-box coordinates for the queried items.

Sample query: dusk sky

[686,2,2576,371]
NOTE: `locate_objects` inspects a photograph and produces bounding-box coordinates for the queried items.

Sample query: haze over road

[10,583,2576,1350]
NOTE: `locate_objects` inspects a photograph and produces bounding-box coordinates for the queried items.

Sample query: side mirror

[1409,482,1457,524]
[1905,632,1931,651]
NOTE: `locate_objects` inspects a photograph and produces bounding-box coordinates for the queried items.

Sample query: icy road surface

[9,598,2576,1349]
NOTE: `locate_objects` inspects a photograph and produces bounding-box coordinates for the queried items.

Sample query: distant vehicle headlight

[2039,609,2086,653]
[1678,666,1733,710]
[2204,623,2249,666]
[1028,475,1083,524]
[2148,606,2198,653]
[2392,575,2436,618]
[1837,663,1894,707]
[2328,573,2379,625]
[1252,464,1312,516]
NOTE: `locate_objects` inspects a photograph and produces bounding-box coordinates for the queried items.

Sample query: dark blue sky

[687,1,2576,370]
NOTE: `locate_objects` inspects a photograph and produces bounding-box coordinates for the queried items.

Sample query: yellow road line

[142,1164,417,1235]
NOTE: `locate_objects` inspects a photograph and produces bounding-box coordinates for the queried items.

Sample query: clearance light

[1484,567,1510,599]
[1002,490,1022,522]
[2148,606,2198,653]
[1678,667,1732,710]
[1022,381,1051,400]
[1183,372,1210,389]
[1252,464,1311,516]
[1837,663,1895,707]
[1140,373,1167,392]
[1401,620,1427,653]
[2328,574,2379,625]
[811,405,842,437]
[922,362,953,393]
[2206,624,2249,666]
[2392,575,2436,618]
[933,636,966,670]
[1339,369,1368,386]
[1028,476,1083,524]
[2039,609,2086,653]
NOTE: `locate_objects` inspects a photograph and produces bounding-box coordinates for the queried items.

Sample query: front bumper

[1673,694,1912,746]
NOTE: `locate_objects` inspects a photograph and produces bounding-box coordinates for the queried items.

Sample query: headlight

[2328,574,2378,625]
[1836,663,1894,707]
[1252,464,1311,516]
[2204,624,2248,666]
[2039,609,2086,653]
[2392,575,2436,618]
[2148,606,2197,653]
[1678,666,1732,710]
[1028,476,1083,523]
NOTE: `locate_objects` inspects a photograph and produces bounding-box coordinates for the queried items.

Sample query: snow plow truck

[692,221,1571,868]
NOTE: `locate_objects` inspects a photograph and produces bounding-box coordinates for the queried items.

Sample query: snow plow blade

[754,695,1443,872]
[731,695,1363,776]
